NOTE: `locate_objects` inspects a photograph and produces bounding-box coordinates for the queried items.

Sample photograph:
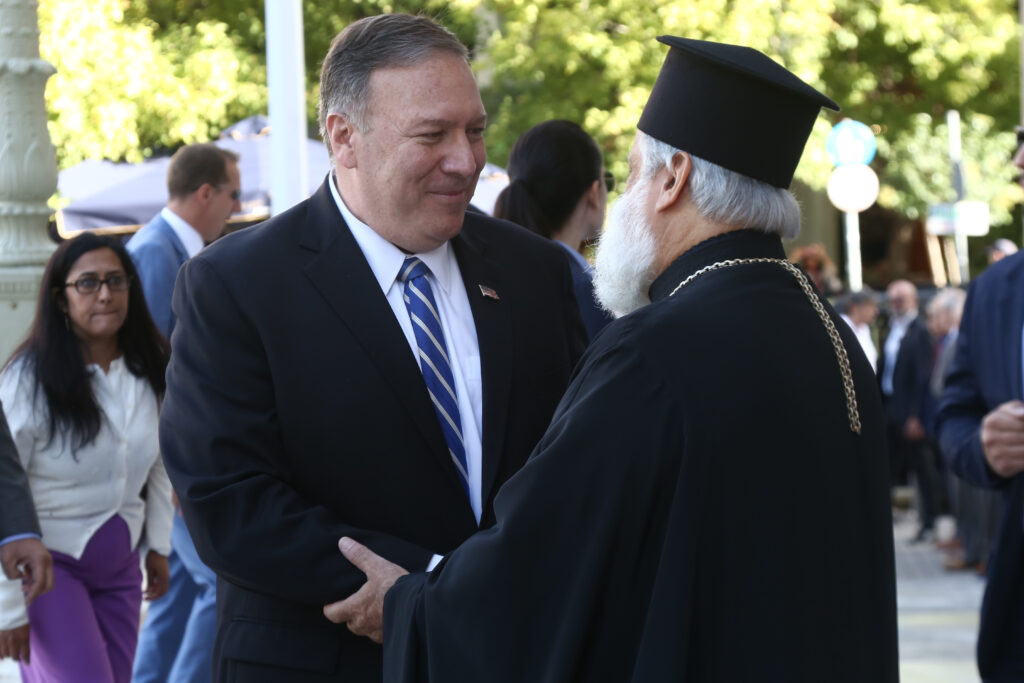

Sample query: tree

[42,0,1022,233]
[39,0,265,169]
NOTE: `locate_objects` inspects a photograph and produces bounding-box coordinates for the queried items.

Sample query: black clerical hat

[638,36,839,188]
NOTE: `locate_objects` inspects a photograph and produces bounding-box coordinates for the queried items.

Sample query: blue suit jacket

[555,242,613,341]
[126,213,189,339]
[937,251,1024,681]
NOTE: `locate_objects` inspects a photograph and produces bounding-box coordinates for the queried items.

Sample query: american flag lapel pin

[478,284,500,300]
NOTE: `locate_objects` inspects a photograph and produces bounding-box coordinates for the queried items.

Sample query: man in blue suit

[937,204,1024,678]
[127,143,241,683]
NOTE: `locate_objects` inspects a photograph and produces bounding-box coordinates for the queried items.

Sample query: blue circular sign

[826,119,877,166]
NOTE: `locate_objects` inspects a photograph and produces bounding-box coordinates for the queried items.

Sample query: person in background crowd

[925,288,994,573]
[0,405,54,664]
[790,242,842,296]
[879,279,938,542]
[0,233,172,683]
[493,119,615,339]
[985,237,1018,265]
[158,14,585,682]
[128,142,240,683]
[326,34,897,683]
[840,288,879,371]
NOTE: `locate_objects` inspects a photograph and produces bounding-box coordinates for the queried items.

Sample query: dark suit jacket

[878,314,933,425]
[556,243,613,341]
[938,252,1024,681]
[0,402,39,540]
[159,179,587,681]
[126,213,189,338]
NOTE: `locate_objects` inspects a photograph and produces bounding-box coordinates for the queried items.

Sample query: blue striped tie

[398,257,470,498]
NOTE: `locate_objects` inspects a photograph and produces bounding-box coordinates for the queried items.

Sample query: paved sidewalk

[895,508,985,683]
[0,510,986,681]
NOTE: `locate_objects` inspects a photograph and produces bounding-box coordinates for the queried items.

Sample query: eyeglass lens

[70,274,130,294]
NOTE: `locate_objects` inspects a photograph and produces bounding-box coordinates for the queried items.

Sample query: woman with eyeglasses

[494,119,615,339]
[0,232,172,682]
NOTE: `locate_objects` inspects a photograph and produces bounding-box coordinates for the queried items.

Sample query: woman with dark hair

[0,232,172,682]
[494,119,614,338]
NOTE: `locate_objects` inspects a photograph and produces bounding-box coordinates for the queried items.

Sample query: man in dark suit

[938,250,1024,681]
[0,404,53,663]
[128,143,241,683]
[879,278,938,540]
[159,13,586,682]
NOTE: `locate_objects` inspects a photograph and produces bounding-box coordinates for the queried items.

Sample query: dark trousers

[888,421,938,529]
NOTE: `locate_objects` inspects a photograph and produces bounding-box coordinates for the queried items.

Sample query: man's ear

[654,151,691,213]
[327,113,358,169]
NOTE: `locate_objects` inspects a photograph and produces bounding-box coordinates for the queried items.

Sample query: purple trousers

[20,515,142,683]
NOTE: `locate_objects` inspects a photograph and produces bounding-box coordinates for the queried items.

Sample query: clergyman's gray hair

[318,14,469,144]
[637,131,802,239]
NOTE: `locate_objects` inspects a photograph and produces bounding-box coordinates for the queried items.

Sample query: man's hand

[0,539,53,606]
[0,625,30,663]
[981,400,1024,478]
[322,537,408,643]
[143,551,170,601]
[904,416,925,441]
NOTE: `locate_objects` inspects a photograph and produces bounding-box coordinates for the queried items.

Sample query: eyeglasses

[64,274,132,295]
[221,185,241,201]
[603,170,616,193]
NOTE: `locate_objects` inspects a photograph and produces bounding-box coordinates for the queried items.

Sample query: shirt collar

[160,207,204,258]
[648,229,786,302]
[328,172,454,297]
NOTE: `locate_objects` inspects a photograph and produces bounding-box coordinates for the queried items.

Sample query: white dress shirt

[161,206,205,258]
[881,312,915,396]
[329,175,485,525]
[841,313,878,372]
[0,357,173,628]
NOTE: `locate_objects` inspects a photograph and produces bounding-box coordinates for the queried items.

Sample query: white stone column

[0,0,57,360]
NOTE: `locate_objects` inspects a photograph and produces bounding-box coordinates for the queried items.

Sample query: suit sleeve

[937,283,1003,489]
[160,256,433,606]
[0,376,41,540]
[128,241,179,339]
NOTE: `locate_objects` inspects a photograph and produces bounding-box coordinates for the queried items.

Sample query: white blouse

[0,356,173,629]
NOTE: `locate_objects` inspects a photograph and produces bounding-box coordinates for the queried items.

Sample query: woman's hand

[0,624,30,663]
[143,551,170,601]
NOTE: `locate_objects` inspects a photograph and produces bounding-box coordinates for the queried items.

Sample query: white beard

[593,178,658,317]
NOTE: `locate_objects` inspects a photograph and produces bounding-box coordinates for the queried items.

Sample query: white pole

[265,1,308,216]
[844,211,863,292]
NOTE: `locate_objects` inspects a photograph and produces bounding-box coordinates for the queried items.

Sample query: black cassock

[384,229,898,682]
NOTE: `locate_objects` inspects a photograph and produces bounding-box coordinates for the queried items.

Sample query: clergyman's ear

[327,113,358,169]
[654,151,691,213]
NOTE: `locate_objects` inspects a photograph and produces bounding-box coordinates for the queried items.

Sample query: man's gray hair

[927,287,967,320]
[637,131,802,239]
[318,14,469,143]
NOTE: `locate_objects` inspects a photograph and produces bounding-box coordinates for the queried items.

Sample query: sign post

[825,120,879,292]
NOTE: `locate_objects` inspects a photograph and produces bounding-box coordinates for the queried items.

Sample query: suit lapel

[298,180,461,496]
[154,216,189,266]
[1002,263,1024,399]
[452,220,514,507]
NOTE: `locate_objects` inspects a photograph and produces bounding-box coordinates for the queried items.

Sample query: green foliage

[38,0,1023,231]
[39,0,266,168]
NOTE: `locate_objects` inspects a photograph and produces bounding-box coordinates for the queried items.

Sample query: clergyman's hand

[0,538,53,606]
[981,400,1024,478]
[323,537,408,643]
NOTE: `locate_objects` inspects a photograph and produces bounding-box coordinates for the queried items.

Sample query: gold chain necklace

[669,257,862,434]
